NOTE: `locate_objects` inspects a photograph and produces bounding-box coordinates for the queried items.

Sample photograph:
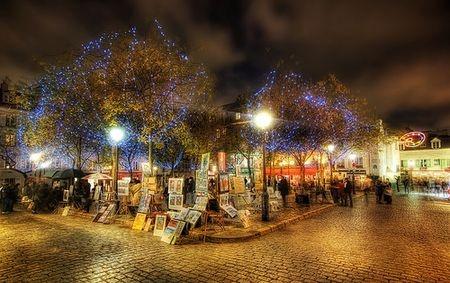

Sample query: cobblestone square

[1,194,449,282]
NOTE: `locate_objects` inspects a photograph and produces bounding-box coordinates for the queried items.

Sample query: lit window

[235,112,241,120]
[430,138,441,149]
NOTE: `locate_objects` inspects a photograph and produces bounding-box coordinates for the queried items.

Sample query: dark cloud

[0,0,449,129]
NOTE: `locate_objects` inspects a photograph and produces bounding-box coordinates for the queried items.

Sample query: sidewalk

[67,194,364,243]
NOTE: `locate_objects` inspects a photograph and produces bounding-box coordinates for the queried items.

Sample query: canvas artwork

[221,204,238,218]
[219,193,229,206]
[171,220,186,244]
[168,194,184,210]
[153,214,167,237]
[161,219,179,244]
[219,174,230,193]
[93,187,100,201]
[117,180,130,196]
[168,178,184,194]
[176,207,190,221]
[237,210,251,228]
[233,177,246,194]
[69,185,74,196]
[97,203,116,223]
[143,218,154,232]
[200,152,210,173]
[63,189,69,202]
[195,170,208,193]
[137,193,151,213]
[132,213,147,230]
[92,205,108,222]
[61,206,70,216]
[193,196,208,211]
[185,209,202,226]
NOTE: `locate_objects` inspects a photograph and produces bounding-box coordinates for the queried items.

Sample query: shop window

[420,159,430,168]
[434,159,441,166]
[4,134,16,146]
[401,160,407,168]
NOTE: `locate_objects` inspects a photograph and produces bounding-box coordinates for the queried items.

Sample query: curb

[206,193,367,243]
[206,203,336,243]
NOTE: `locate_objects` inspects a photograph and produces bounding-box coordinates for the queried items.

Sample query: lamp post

[326,144,335,185]
[349,153,357,194]
[253,110,274,222]
[109,127,125,204]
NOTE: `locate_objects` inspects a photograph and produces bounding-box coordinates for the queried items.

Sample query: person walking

[375,180,384,204]
[384,182,393,204]
[343,178,353,207]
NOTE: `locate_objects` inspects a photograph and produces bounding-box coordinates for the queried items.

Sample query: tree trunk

[75,138,82,170]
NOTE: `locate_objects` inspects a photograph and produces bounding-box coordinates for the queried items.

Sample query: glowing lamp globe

[109,127,125,144]
[253,111,274,130]
[349,153,357,161]
[30,152,43,162]
[327,144,335,153]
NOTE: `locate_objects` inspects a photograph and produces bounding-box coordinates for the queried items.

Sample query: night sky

[1,0,449,129]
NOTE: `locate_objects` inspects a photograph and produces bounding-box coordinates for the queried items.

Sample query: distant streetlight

[109,126,126,205]
[253,110,274,222]
[326,144,335,184]
[30,152,44,172]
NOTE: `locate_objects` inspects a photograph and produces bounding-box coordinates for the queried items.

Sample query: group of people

[0,183,19,214]
[374,179,393,204]
[329,178,354,207]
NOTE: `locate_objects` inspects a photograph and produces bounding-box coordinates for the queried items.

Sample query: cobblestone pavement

[0,193,449,282]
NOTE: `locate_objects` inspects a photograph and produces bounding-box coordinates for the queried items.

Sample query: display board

[117,179,130,196]
[233,176,246,194]
[168,194,184,210]
[132,213,147,230]
[219,174,230,193]
[153,214,167,237]
[168,178,184,194]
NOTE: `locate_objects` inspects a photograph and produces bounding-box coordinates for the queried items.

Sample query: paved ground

[0,193,449,282]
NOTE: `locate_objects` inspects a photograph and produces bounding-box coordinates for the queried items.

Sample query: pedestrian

[394,176,400,192]
[278,176,289,207]
[384,182,393,204]
[185,177,195,206]
[337,180,345,205]
[343,178,353,207]
[402,178,409,194]
[330,180,339,204]
[375,180,384,204]
[1,183,13,214]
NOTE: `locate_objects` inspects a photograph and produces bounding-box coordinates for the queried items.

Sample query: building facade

[0,78,24,170]
[398,130,450,181]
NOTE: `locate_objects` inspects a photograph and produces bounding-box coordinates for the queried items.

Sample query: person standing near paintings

[278,176,289,207]
[187,177,195,206]
[343,178,353,207]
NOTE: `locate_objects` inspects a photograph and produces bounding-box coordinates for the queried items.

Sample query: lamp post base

[261,191,270,221]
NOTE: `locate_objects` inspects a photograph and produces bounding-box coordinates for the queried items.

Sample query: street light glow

[39,160,52,169]
[253,111,274,130]
[30,152,43,162]
[109,127,125,143]
[327,144,335,153]
[349,153,357,161]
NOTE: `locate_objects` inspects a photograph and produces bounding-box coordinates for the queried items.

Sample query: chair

[202,210,225,242]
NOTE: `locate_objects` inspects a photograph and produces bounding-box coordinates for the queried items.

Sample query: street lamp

[326,144,335,185]
[348,153,357,194]
[109,126,125,204]
[253,110,274,222]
